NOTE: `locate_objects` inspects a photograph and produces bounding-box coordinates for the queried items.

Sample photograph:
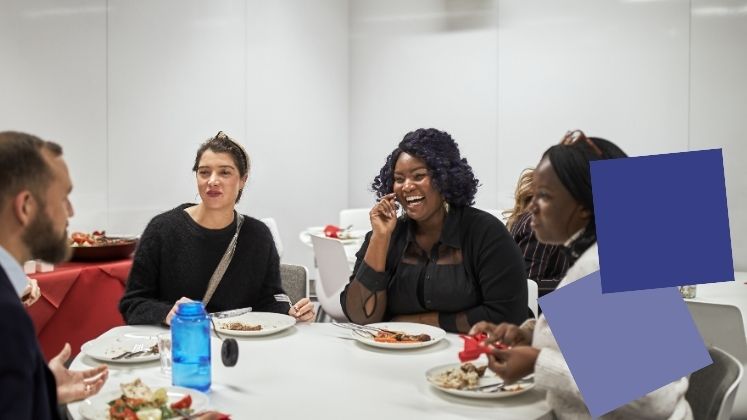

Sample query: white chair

[310,235,351,322]
[260,217,283,258]
[686,347,744,420]
[686,301,747,364]
[339,208,370,231]
[527,279,538,319]
[687,301,747,419]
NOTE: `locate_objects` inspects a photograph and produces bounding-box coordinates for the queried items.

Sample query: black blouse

[340,206,528,332]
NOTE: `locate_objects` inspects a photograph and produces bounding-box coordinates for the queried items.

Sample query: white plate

[214,312,296,337]
[426,364,535,399]
[80,333,159,363]
[78,386,208,420]
[351,322,446,349]
[301,227,366,245]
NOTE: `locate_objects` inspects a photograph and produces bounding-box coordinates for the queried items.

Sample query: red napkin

[323,225,342,239]
[458,333,509,362]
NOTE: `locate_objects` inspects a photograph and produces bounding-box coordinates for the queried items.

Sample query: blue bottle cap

[176,301,206,316]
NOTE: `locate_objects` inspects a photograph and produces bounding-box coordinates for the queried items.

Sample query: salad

[108,379,193,420]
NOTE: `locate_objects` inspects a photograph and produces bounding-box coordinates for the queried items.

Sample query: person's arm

[441,215,528,333]
[0,302,41,416]
[340,232,391,324]
[253,225,292,315]
[341,194,398,324]
[118,219,172,325]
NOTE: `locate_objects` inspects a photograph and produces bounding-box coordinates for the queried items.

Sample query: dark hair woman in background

[120,132,314,325]
[471,131,691,419]
[341,128,527,333]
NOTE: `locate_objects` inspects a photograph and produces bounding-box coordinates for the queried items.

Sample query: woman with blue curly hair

[340,128,528,333]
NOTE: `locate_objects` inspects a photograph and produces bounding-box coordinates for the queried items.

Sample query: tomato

[109,399,138,420]
[170,394,192,410]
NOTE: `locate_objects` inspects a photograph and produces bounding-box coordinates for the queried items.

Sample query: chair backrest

[686,346,744,420]
[686,301,747,364]
[339,208,370,231]
[310,235,351,321]
[527,279,538,319]
[279,264,308,305]
[260,217,283,258]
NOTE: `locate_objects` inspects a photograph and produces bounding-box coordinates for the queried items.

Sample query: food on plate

[431,363,488,390]
[373,329,431,343]
[71,231,133,247]
[108,379,193,419]
[221,321,262,331]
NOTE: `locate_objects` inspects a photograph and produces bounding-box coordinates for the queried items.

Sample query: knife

[209,307,253,319]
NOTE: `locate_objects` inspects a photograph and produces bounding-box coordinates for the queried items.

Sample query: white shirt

[532,243,693,420]
[0,245,28,297]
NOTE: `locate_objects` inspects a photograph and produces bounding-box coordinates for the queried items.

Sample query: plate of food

[302,226,367,245]
[351,322,446,349]
[70,231,138,261]
[214,312,296,337]
[79,378,208,420]
[80,333,159,363]
[426,363,535,399]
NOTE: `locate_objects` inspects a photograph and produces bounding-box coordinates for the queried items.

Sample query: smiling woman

[340,128,528,333]
[119,132,315,326]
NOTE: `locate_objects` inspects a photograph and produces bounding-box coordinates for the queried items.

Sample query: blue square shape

[591,149,734,293]
[539,270,711,417]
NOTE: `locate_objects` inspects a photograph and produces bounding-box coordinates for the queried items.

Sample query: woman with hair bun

[341,128,527,333]
[120,132,314,325]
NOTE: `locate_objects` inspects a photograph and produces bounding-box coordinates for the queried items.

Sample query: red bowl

[71,238,138,261]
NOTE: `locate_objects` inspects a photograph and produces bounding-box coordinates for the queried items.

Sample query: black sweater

[119,204,290,324]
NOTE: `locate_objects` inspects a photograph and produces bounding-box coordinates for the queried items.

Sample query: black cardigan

[341,206,528,332]
[119,204,290,324]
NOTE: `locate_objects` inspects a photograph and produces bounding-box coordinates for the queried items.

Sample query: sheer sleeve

[340,232,390,323]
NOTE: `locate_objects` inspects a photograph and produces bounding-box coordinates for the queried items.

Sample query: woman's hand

[486,346,540,384]
[21,277,41,306]
[165,297,194,325]
[289,297,315,322]
[369,193,398,237]
[469,321,533,347]
[48,343,109,404]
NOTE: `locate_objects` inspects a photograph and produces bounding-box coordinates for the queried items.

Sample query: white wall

[349,0,746,270]
[1,0,744,271]
[243,0,349,272]
[0,0,348,271]
[0,0,108,230]
[690,0,747,273]
[349,0,499,210]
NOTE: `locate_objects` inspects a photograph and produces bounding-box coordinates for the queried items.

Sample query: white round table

[68,323,552,420]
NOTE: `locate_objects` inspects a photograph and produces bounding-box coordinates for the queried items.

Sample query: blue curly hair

[371,128,479,206]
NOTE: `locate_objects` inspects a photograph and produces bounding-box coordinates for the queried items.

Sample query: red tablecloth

[25,259,132,361]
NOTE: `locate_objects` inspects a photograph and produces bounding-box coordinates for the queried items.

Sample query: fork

[331,320,393,334]
[112,343,144,360]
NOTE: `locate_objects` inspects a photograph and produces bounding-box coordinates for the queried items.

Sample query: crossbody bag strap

[202,213,244,306]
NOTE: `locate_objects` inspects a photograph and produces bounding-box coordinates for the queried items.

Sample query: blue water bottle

[171,301,211,391]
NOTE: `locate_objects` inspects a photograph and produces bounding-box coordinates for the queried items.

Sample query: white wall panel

[349,0,499,210]
[495,0,691,210]
[690,0,747,271]
[0,0,107,232]
[244,0,349,269]
[107,0,246,234]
